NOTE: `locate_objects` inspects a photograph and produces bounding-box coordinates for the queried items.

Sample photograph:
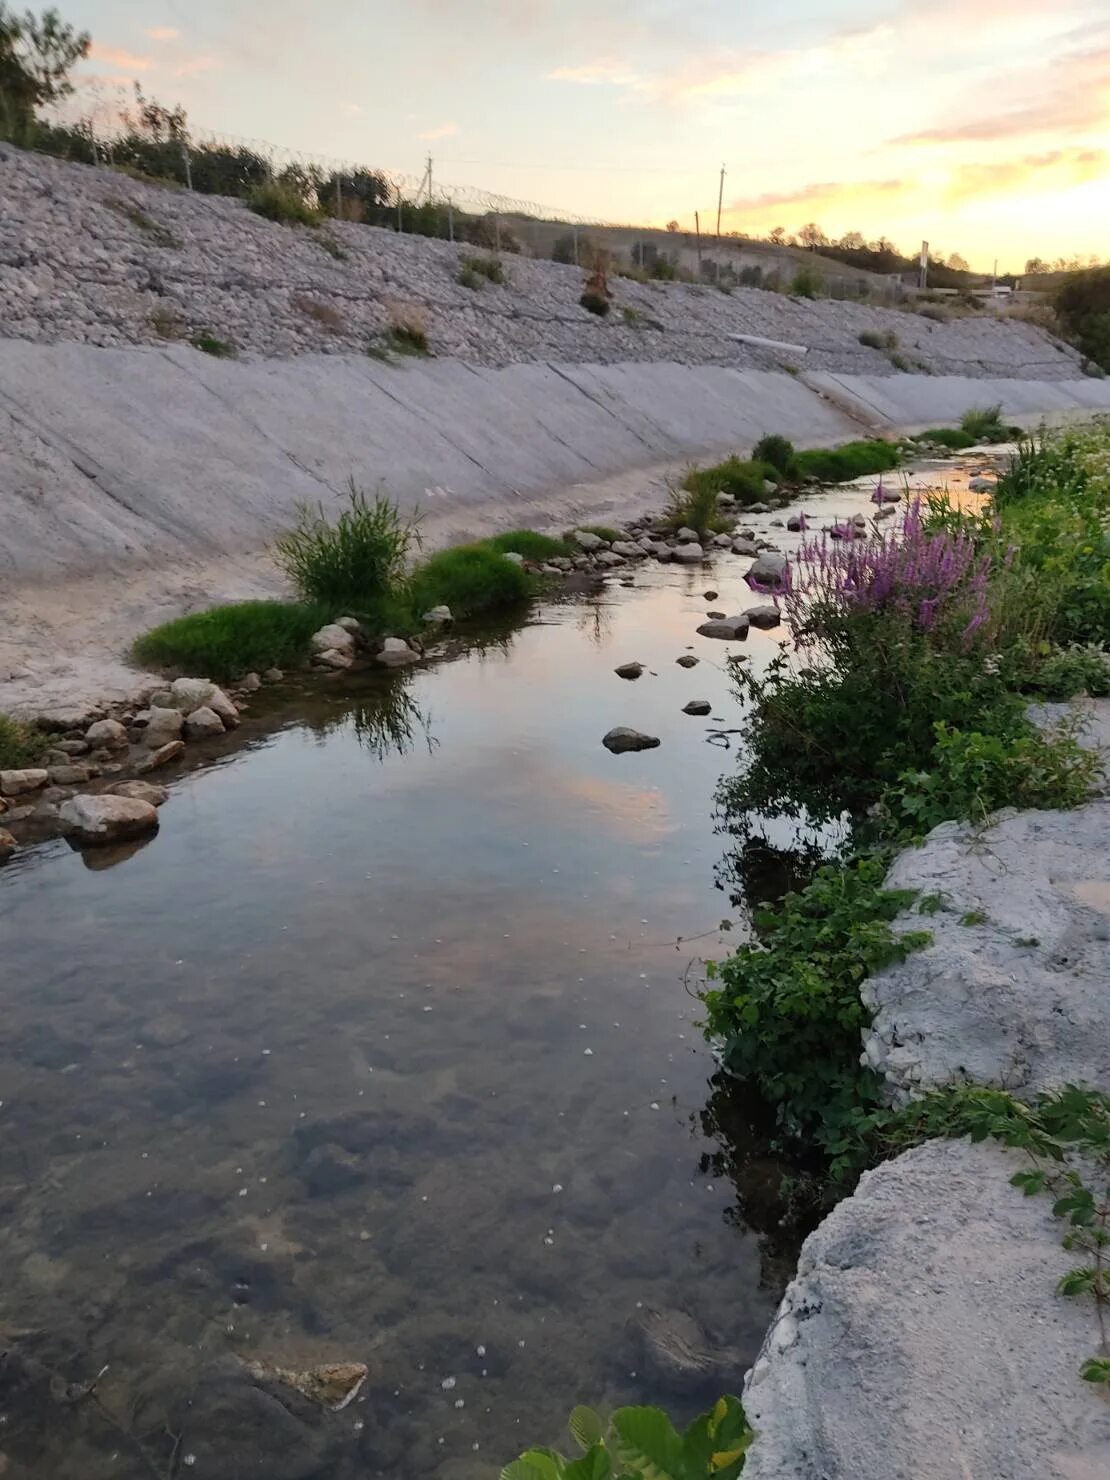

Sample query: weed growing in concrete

[793,439,900,483]
[752,435,799,480]
[0,714,48,770]
[457,266,483,290]
[190,331,236,358]
[317,233,348,261]
[959,404,1014,443]
[461,255,505,286]
[133,601,331,682]
[790,267,820,299]
[858,329,898,350]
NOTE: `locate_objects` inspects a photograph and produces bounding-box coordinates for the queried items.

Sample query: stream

[0,463,979,1478]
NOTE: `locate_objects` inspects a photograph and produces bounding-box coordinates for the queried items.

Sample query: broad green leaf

[612,1406,686,1480]
[564,1445,615,1480]
[569,1407,606,1452]
[501,1451,567,1480]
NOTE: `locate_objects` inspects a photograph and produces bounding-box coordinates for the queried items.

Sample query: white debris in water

[441,1377,456,1391]
[183,1457,196,1469]
[544,1237,554,1246]
[650,1103,660,1111]
[238,1187,248,1197]
[552,1184,563,1194]
[455,1399,465,1409]
[583,1048,594,1056]
[423,1006,433,1013]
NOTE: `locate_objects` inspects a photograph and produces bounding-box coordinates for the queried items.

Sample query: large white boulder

[0,768,48,796]
[309,624,356,656]
[59,793,159,845]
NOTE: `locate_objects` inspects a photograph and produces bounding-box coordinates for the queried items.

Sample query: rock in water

[309,625,356,657]
[675,526,700,543]
[636,1307,738,1392]
[676,654,699,668]
[84,718,129,749]
[745,604,782,629]
[376,637,420,667]
[144,706,185,747]
[697,616,750,640]
[59,794,159,845]
[745,551,788,590]
[682,700,712,716]
[185,705,226,738]
[673,543,705,564]
[109,780,169,806]
[603,728,661,754]
[614,662,645,680]
[0,768,49,796]
[248,1360,369,1412]
[0,828,16,861]
[731,538,760,557]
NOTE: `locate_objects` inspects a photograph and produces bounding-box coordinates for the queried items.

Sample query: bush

[0,713,47,770]
[917,427,976,450]
[879,718,1099,838]
[1055,266,1110,371]
[573,524,621,544]
[682,456,775,508]
[1005,641,1110,699]
[790,267,821,299]
[752,434,798,479]
[959,404,1015,443]
[247,181,322,226]
[409,542,533,618]
[133,601,330,681]
[858,329,898,350]
[702,855,931,1152]
[275,483,417,613]
[581,289,610,317]
[794,439,900,483]
[485,529,572,560]
[918,305,948,323]
[460,254,505,286]
[456,266,482,290]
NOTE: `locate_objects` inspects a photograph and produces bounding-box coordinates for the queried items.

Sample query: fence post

[494,215,501,252]
[181,140,193,191]
[397,184,403,233]
[448,202,454,243]
[573,225,579,266]
[335,175,342,219]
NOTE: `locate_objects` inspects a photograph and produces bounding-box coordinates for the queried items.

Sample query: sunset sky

[63,0,1110,270]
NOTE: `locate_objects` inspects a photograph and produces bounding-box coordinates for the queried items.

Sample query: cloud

[88,43,152,72]
[143,27,179,42]
[547,63,645,87]
[340,103,363,118]
[174,54,222,77]
[898,42,1110,144]
[417,121,459,140]
[728,178,906,215]
[944,148,1109,201]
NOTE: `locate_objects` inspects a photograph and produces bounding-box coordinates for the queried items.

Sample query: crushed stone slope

[0,143,1081,378]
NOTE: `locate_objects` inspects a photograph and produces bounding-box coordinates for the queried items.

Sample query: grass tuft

[190,330,236,358]
[461,255,506,286]
[917,427,976,449]
[794,439,900,483]
[275,482,418,613]
[133,601,330,682]
[485,530,573,560]
[409,543,534,619]
[682,456,776,509]
[0,714,48,770]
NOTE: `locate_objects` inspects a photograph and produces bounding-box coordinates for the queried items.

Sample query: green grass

[918,427,976,449]
[457,266,483,290]
[385,325,429,356]
[247,182,322,227]
[485,530,572,560]
[275,483,417,613]
[959,404,1021,444]
[858,329,898,350]
[794,439,900,484]
[574,524,622,544]
[133,601,331,682]
[190,331,236,358]
[683,456,776,508]
[0,713,48,770]
[409,543,534,619]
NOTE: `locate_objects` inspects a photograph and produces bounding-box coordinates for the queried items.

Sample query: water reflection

[304,674,437,763]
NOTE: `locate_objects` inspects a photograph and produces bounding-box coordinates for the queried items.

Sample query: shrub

[666,478,726,536]
[133,601,330,681]
[1055,265,1110,371]
[752,434,798,479]
[317,233,348,261]
[858,329,898,350]
[1005,641,1110,699]
[190,331,235,358]
[790,266,820,298]
[918,305,948,322]
[505,1397,752,1480]
[573,524,621,544]
[917,427,975,450]
[461,254,505,285]
[879,717,1099,838]
[409,542,533,618]
[683,456,775,508]
[247,181,321,226]
[275,482,417,613]
[456,266,482,290]
[702,855,931,1152]
[581,289,610,316]
[888,351,910,371]
[793,439,899,483]
[485,529,572,560]
[149,306,182,339]
[0,713,47,770]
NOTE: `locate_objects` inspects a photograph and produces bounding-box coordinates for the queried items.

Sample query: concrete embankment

[743,713,1110,1480]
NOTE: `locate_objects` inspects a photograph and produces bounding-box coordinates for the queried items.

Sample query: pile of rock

[310,617,425,673]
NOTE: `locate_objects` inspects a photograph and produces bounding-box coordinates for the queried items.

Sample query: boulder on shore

[0,768,49,797]
[84,718,129,750]
[309,625,356,657]
[59,793,159,846]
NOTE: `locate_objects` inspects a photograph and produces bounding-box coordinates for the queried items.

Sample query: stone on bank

[59,793,159,845]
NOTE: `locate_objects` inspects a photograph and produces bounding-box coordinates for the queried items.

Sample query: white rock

[502,551,525,566]
[205,686,241,728]
[573,530,606,551]
[310,624,356,656]
[168,676,217,711]
[59,793,159,844]
[675,526,700,543]
[85,718,129,749]
[185,705,226,738]
[672,543,705,563]
[746,551,789,588]
[144,706,185,747]
[611,540,644,558]
[315,647,354,670]
[421,605,453,624]
[376,637,420,667]
[109,780,169,806]
[335,616,363,634]
[241,672,262,692]
[0,768,49,796]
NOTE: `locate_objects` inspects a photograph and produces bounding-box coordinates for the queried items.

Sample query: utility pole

[716,164,726,241]
[695,211,702,276]
[427,153,434,204]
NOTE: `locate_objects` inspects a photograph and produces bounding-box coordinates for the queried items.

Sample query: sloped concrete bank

[1,338,1109,718]
[743,723,1110,1479]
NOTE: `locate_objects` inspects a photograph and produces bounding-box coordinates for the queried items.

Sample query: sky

[60,0,1110,270]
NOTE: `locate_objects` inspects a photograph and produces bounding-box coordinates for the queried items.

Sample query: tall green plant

[274,482,418,611]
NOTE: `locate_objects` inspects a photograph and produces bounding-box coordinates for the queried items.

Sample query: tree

[665,219,679,232]
[797,221,828,250]
[947,252,969,272]
[837,230,866,252]
[0,4,89,138]
[769,225,786,245]
[1024,257,1049,275]
[1056,266,1110,370]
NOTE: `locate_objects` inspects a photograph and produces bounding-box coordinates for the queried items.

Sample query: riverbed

[0,464,982,1478]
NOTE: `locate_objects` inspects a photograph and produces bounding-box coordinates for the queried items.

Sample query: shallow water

[0,469,974,1477]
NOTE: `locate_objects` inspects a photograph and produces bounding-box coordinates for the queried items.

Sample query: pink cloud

[143,27,179,42]
[88,43,152,72]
